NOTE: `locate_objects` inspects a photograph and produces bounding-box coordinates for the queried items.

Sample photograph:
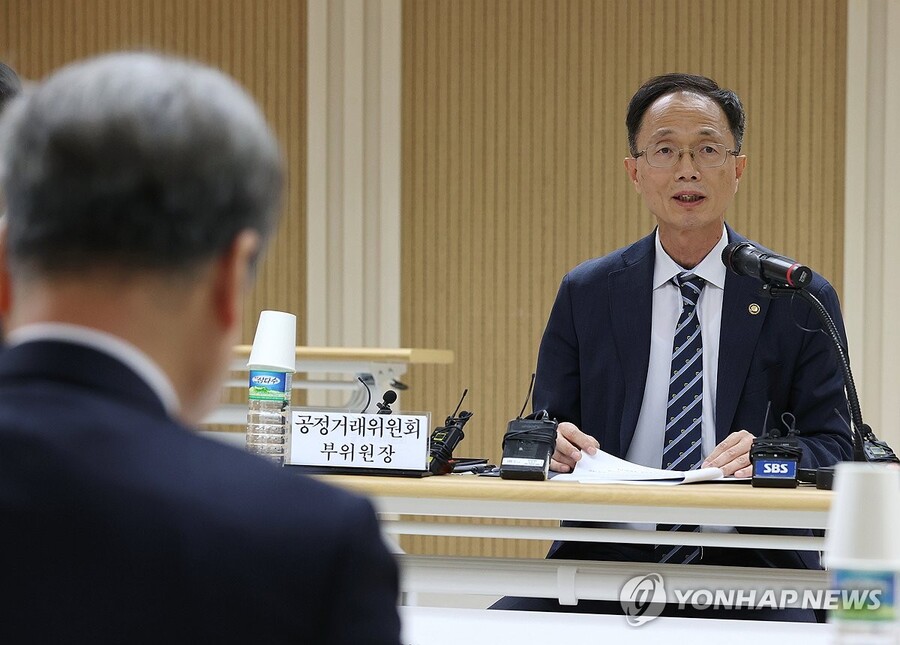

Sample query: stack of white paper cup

[247,310,297,372]
[824,463,900,643]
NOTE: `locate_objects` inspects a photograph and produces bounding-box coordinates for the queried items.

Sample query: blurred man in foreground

[0,53,400,643]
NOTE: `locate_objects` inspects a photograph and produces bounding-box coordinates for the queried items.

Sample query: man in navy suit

[496,74,851,620]
[0,53,400,643]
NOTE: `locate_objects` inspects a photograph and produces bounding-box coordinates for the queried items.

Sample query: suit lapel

[715,228,769,441]
[609,232,655,454]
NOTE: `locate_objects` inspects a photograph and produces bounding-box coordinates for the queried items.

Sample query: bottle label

[830,569,895,622]
[248,370,291,402]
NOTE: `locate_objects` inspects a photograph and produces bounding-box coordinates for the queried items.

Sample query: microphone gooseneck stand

[762,284,897,484]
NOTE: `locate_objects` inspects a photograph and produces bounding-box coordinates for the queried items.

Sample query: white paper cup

[247,310,297,372]
[824,463,900,570]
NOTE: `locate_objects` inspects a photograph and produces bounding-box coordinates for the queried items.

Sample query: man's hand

[702,430,754,477]
[550,422,600,473]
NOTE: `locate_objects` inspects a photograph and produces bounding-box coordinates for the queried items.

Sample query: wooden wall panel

[401,0,846,559]
[0,0,306,344]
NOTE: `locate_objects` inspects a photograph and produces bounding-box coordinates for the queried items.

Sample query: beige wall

[0,0,308,343]
[844,0,900,454]
[400,0,847,558]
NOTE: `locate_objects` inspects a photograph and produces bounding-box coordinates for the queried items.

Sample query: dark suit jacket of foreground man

[0,339,400,643]
[536,225,851,571]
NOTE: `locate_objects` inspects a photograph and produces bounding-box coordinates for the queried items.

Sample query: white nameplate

[289,410,430,471]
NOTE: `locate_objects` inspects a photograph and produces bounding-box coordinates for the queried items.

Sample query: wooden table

[324,474,833,607]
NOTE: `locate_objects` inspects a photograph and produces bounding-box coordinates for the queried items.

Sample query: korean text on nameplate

[289,411,430,471]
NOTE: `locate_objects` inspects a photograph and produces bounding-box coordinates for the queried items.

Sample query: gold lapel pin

[748,303,761,315]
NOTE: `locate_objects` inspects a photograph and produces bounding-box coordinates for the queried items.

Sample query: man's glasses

[634,142,739,169]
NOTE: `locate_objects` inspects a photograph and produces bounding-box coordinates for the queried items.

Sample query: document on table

[552,448,724,485]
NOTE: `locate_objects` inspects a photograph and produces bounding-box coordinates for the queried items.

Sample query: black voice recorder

[428,390,473,475]
[500,374,558,481]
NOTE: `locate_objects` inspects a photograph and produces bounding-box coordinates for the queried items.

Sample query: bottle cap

[823,462,900,569]
[247,310,297,372]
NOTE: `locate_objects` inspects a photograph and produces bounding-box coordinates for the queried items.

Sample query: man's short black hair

[0,52,282,279]
[626,73,745,157]
[0,62,21,113]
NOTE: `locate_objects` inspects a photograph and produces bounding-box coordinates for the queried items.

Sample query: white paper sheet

[552,448,724,484]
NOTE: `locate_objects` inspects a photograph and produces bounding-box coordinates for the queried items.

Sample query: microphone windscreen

[722,242,759,277]
[383,390,398,404]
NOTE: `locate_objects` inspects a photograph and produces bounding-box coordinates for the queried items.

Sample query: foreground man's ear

[212,229,261,331]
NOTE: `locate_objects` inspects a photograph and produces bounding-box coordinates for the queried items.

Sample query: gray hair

[0,52,282,278]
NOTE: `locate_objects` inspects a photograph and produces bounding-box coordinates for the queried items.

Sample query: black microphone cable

[357,376,372,413]
[768,285,865,461]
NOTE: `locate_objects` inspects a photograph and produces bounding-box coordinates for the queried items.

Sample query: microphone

[722,242,813,289]
[376,390,397,415]
[729,243,898,488]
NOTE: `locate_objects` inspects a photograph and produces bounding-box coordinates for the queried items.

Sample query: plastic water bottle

[830,568,898,645]
[246,369,293,465]
[244,310,297,465]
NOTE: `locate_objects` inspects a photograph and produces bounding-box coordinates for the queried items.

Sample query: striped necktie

[656,271,705,565]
